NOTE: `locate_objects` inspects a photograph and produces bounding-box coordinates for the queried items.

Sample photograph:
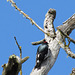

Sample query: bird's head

[43,40,48,44]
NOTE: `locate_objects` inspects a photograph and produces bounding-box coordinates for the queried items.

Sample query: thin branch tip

[58,41,75,59]
[21,56,29,64]
[7,0,49,36]
[32,39,45,45]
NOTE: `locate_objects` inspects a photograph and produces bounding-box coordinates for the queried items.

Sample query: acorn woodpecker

[34,40,49,69]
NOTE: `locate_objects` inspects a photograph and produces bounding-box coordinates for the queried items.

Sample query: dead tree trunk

[30,9,75,75]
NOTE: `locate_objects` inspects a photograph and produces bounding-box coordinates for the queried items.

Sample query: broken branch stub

[56,14,75,58]
[44,8,56,43]
[2,54,29,75]
[57,14,75,35]
[2,54,21,75]
[31,39,45,45]
[2,37,29,75]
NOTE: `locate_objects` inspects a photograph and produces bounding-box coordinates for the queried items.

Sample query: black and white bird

[34,40,49,69]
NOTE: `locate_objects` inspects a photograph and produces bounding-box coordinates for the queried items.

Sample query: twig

[32,39,45,45]
[58,29,75,44]
[14,36,29,75]
[2,36,29,75]
[14,36,22,75]
[58,40,75,59]
[21,56,29,64]
[7,0,50,36]
[14,36,22,58]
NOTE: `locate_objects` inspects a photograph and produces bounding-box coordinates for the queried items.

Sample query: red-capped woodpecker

[34,40,49,69]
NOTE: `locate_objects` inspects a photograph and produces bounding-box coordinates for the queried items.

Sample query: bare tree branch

[2,37,29,75]
[57,14,75,35]
[44,8,56,43]
[14,36,22,75]
[21,56,29,64]
[57,29,75,44]
[31,39,45,45]
[14,36,30,75]
[7,0,50,36]
[14,36,22,58]
[58,41,75,59]
[70,68,75,75]
[56,14,75,59]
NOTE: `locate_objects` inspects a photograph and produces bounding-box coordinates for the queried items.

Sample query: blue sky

[0,0,75,75]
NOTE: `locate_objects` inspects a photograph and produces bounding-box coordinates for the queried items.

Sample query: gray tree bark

[30,9,75,75]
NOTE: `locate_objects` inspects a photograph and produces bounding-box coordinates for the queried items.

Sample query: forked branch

[2,36,29,75]
[14,36,22,58]
[14,36,22,75]
[57,14,75,59]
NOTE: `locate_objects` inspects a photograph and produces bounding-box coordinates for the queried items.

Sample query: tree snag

[2,37,29,75]
[6,0,75,75]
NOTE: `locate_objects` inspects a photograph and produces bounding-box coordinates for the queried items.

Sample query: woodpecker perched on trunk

[34,40,49,69]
